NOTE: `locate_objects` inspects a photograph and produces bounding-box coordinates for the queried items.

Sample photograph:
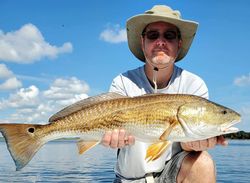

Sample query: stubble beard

[149,52,175,68]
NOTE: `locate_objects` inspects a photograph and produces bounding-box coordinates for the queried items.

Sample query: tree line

[223,131,250,139]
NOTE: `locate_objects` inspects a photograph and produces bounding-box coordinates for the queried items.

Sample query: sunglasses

[142,30,179,41]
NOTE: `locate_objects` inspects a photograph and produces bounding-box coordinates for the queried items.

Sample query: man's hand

[101,129,135,148]
[180,136,228,152]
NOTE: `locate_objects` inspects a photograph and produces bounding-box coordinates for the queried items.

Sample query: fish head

[177,100,241,139]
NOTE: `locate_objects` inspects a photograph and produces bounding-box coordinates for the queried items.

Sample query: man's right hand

[101,129,135,148]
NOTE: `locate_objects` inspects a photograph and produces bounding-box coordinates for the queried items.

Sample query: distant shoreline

[223,131,250,140]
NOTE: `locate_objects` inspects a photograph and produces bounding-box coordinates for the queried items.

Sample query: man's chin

[148,61,173,69]
[151,59,174,66]
[152,55,175,64]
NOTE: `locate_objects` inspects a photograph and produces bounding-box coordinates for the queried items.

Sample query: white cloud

[237,104,250,132]
[0,23,73,63]
[0,64,13,78]
[5,85,40,108]
[234,73,250,87]
[0,77,89,123]
[43,77,89,100]
[241,106,250,118]
[0,77,22,90]
[100,24,127,43]
[0,63,22,90]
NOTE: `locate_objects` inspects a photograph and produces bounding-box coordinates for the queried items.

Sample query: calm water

[209,140,250,183]
[0,140,249,182]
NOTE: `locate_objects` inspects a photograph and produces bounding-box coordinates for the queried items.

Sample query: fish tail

[0,123,45,170]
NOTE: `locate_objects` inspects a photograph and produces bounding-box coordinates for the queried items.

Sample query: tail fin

[0,124,45,170]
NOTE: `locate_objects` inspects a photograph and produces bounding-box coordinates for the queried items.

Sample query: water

[0,140,249,182]
[0,140,117,182]
[209,140,250,183]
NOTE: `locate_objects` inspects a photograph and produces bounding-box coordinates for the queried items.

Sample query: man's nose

[155,38,167,47]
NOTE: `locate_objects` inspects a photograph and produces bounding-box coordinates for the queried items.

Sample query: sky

[0,0,250,132]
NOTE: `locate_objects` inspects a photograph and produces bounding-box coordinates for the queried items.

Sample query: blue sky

[0,0,250,132]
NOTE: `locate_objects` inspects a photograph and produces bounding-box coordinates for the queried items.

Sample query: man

[102,5,227,183]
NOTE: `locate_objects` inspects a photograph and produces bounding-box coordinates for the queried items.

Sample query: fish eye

[28,127,35,133]
[222,110,227,114]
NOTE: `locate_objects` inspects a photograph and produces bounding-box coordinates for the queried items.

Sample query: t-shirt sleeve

[190,78,209,99]
[109,75,127,96]
[181,70,209,99]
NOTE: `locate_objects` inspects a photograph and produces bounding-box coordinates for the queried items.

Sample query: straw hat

[126,5,198,62]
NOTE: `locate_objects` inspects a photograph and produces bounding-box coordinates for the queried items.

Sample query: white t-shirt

[109,65,208,179]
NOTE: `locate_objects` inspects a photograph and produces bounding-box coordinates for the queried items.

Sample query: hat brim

[126,14,198,62]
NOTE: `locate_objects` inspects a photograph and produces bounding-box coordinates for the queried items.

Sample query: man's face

[141,22,182,68]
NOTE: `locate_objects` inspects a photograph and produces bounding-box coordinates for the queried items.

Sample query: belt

[115,171,161,182]
[145,173,155,183]
[145,171,162,183]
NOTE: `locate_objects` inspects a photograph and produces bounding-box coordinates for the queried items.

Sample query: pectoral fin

[159,127,172,141]
[145,121,176,162]
[159,120,177,141]
[77,140,99,155]
[145,141,171,162]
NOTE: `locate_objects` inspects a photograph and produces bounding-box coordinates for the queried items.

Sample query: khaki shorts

[114,151,189,183]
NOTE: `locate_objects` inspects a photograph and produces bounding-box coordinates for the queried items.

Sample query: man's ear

[176,39,182,56]
[141,35,145,52]
[178,39,182,50]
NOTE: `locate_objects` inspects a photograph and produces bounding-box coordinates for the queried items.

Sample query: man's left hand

[180,136,228,152]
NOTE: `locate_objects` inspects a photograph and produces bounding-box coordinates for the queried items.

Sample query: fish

[0,92,241,170]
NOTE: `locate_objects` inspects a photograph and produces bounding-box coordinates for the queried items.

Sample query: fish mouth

[221,126,239,134]
[220,119,240,134]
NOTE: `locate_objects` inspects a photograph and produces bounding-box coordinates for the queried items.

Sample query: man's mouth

[156,51,165,56]
[154,49,168,54]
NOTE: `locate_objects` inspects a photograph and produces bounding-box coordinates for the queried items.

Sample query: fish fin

[159,126,172,141]
[145,141,171,162]
[159,120,177,141]
[145,120,175,161]
[0,124,45,170]
[49,92,127,122]
[77,140,99,155]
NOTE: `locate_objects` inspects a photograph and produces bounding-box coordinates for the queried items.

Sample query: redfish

[0,92,241,170]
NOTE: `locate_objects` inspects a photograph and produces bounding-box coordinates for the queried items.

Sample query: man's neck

[144,63,174,89]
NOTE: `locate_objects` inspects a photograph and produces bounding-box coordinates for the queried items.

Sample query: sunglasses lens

[164,31,177,40]
[144,30,178,41]
[145,31,160,40]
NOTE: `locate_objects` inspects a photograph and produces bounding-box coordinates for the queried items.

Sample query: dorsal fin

[48,92,126,122]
